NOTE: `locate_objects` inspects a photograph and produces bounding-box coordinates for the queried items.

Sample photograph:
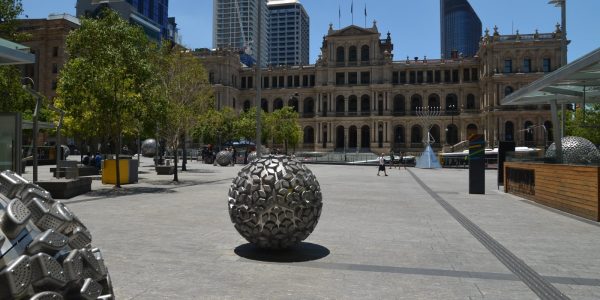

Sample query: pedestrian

[231,148,237,166]
[399,151,405,170]
[389,149,395,169]
[377,153,388,176]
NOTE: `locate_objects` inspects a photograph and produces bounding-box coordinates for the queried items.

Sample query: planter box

[156,166,174,175]
[37,177,92,199]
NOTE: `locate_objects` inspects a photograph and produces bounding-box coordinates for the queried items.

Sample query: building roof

[501,47,600,105]
[267,0,301,6]
[0,38,35,65]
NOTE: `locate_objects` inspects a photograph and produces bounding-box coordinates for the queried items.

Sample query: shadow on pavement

[234,242,330,263]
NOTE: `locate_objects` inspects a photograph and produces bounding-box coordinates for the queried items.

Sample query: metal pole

[550,99,562,162]
[255,0,263,157]
[560,0,567,138]
[32,96,41,182]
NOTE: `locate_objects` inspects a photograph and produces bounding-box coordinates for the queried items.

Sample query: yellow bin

[101,159,138,184]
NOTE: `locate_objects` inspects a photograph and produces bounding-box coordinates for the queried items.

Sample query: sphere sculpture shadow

[228,155,323,249]
[216,150,233,166]
[545,136,600,164]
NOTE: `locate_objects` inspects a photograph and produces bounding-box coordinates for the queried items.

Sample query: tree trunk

[115,121,122,188]
[173,144,179,182]
[182,134,187,171]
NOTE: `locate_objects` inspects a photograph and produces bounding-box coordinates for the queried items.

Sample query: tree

[55,9,155,187]
[234,106,264,142]
[565,104,600,145]
[157,46,213,181]
[266,106,302,154]
[195,107,238,148]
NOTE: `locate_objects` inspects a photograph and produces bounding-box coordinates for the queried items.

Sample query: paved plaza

[22,158,600,299]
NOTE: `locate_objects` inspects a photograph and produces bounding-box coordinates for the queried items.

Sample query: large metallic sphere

[141,139,157,157]
[546,136,600,164]
[228,155,323,249]
[216,150,233,166]
[0,170,113,299]
[246,151,257,163]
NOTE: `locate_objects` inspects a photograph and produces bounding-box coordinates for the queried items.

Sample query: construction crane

[233,0,252,56]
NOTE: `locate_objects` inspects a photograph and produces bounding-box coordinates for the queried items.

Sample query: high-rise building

[267,0,309,66]
[76,0,174,43]
[440,0,482,58]
[213,0,268,66]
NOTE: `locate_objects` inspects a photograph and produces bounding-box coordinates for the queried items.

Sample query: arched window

[466,94,476,109]
[446,124,459,145]
[428,94,440,109]
[261,98,268,112]
[348,46,357,62]
[273,98,283,110]
[243,100,251,112]
[361,45,370,62]
[393,95,405,115]
[336,126,345,149]
[411,125,422,144]
[524,121,534,141]
[361,125,370,148]
[505,121,514,141]
[348,126,358,148]
[336,46,345,63]
[430,125,440,145]
[395,126,405,144]
[445,94,458,111]
[348,95,358,113]
[303,98,315,116]
[360,95,370,114]
[288,97,299,112]
[336,95,345,113]
[303,126,314,144]
[505,86,514,97]
[467,124,478,137]
[410,94,422,114]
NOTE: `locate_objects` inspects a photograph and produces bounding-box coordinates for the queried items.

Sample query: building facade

[267,0,309,66]
[440,0,482,59]
[76,0,176,43]
[199,23,565,154]
[213,0,269,66]
[17,14,80,100]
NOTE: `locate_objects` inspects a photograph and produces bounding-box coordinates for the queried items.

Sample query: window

[348,72,357,85]
[360,72,370,85]
[52,47,58,57]
[504,59,512,73]
[417,71,423,83]
[463,68,470,81]
[523,58,531,73]
[52,63,58,74]
[505,86,514,96]
[444,70,451,83]
[278,76,284,88]
[51,80,57,90]
[209,72,215,84]
[452,70,459,83]
[434,70,441,83]
[409,71,416,84]
[543,58,551,72]
[263,77,269,88]
[427,71,433,83]
[241,77,247,89]
[272,76,278,87]
[400,71,407,84]
[247,77,253,89]
[287,76,293,87]
[471,68,478,81]
[294,75,300,87]
[392,71,399,84]
[336,72,345,85]
[309,75,315,86]
[361,45,369,62]
[302,75,308,87]
[348,46,357,62]
[336,46,345,63]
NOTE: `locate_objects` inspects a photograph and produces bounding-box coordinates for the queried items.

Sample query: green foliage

[565,104,600,144]
[55,9,155,147]
[0,0,23,40]
[266,106,302,153]
[195,107,237,146]
[234,107,264,142]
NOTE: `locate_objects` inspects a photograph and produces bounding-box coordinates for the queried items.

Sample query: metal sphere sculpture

[545,136,600,164]
[141,138,157,157]
[246,151,257,163]
[216,150,233,166]
[0,170,113,299]
[228,155,323,249]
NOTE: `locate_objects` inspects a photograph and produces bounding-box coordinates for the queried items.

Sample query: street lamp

[445,104,457,152]
[22,77,42,183]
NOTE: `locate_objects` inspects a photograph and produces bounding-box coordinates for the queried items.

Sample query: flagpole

[338,5,341,29]
[351,0,354,25]
[364,3,367,27]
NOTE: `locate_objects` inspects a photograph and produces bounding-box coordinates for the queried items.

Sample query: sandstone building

[200,22,565,154]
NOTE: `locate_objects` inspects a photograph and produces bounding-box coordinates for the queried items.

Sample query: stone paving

[21,158,600,299]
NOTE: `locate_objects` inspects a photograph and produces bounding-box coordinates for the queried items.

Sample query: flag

[339,5,341,19]
[364,4,367,16]
[351,1,353,14]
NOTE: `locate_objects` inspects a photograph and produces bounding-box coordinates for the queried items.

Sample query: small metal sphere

[247,151,257,163]
[141,139,157,157]
[216,150,233,166]
[546,136,600,164]
[227,155,323,249]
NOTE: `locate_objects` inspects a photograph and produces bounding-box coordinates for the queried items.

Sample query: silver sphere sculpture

[545,136,600,164]
[141,139,157,157]
[247,151,257,163]
[216,150,233,166]
[228,155,323,249]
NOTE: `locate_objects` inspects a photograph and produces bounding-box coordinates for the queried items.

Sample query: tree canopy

[565,104,600,145]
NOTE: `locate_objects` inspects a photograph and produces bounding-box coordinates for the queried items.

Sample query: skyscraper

[213,0,269,66]
[440,0,482,59]
[267,0,309,66]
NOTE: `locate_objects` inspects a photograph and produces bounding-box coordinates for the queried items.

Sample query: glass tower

[267,0,309,66]
[213,0,269,66]
[440,0,482,58]
[126,0,169,40]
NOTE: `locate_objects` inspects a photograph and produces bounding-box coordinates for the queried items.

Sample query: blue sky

[19,0,600,63]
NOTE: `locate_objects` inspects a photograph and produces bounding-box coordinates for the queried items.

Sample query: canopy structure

[0,38,35,65]
[500,47,600,162]
[501,47,600,106]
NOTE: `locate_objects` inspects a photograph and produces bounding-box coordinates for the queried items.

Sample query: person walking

[389,149,395,169]
[377,153,388,176]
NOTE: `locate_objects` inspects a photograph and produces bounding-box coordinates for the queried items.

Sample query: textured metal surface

[546,136,600,164]
[228,155,323,249]
[408,169,570,300]
[0,170,114,299]
[216,150,233,166]
[141,139,157,157]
